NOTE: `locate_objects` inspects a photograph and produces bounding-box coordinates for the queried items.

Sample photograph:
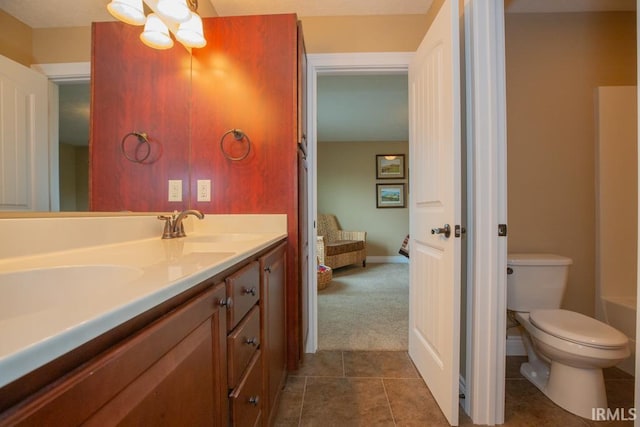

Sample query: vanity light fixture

[107,0,206,50]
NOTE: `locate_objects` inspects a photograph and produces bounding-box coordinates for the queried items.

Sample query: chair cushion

[326,240,365,256]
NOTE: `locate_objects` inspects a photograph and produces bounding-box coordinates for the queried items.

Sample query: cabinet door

[260,242,287,426]
[0,283,228,427]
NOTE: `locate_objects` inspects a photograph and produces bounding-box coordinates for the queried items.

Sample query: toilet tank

[506,253,573,312]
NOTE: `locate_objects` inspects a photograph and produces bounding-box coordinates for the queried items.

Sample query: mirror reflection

[59,83,90,211]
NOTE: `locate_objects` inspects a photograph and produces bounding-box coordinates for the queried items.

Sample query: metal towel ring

[120,131,151,163]
[220,129,251,161]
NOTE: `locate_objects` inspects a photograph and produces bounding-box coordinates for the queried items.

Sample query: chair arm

[316,235,326,264]
[336,230,366,242]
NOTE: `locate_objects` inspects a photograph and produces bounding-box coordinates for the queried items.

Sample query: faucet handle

[157,215,174,239]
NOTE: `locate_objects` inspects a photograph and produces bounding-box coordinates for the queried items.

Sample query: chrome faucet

[157,209,204,239]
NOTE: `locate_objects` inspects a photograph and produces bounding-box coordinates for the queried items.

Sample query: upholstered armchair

[316,214,367,269]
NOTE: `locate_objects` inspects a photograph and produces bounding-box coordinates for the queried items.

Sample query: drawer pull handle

[218,297,233,308]
[245,337,258,346]
[243,287,257,296]
[248,395,260,406]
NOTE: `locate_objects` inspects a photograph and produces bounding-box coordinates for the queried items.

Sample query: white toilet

[507,253,630,419]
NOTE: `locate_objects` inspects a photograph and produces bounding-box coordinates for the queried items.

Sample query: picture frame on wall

[376,183,406,208]
[376,154,405,179]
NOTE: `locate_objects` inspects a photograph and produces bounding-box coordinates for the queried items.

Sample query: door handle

[431,224,451,238]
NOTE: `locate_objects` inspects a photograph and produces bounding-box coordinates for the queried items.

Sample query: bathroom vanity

[0,214,287,426]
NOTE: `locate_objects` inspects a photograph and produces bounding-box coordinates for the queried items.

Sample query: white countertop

[0,214,287,388]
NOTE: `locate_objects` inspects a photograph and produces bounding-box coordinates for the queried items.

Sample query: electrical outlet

[168,180,182,202]
[197,179,211,202]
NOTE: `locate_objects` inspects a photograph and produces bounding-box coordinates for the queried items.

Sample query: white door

[408,0,461,425]
[0,55,49,211]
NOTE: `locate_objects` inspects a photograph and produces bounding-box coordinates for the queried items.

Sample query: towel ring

[220,129,251,161]
[120,131,151,163]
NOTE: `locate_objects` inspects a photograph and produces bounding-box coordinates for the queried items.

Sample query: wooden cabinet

[229,351,263,427]
[226,262,263,426]
[0,283,228,426]
[0,240,287,427]
[260,243,287,425]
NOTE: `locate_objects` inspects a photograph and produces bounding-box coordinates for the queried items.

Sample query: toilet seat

[529,309,628,349]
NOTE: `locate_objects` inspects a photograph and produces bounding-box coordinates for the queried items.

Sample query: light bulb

[157,0,191,23]
[176,12,206,48]
[107,0,146,26]
[140,14,174,50]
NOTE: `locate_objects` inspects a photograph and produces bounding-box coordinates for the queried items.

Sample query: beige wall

[505,12,636,316]
[318,141,409,258]
[0,10,33,66]
[1,12,431,66]
[301,15,428,53]
[33,27,92,64]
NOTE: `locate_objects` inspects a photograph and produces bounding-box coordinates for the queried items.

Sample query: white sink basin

[186,233,263,243]
[0,265,144,320]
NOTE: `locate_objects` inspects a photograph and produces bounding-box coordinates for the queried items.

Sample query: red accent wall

[90,15,301,368]
[91,22,191,212]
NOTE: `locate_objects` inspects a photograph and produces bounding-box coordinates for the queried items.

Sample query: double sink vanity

[0,213,288,426]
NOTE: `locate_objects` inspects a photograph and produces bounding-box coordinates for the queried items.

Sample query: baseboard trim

[506,335,527,356]
[366,256,409,264]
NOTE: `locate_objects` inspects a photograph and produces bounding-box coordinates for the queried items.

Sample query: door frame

[306,4,508,421]
[462,0,508,424]
[31,61,91,212]
[304,51,413,357]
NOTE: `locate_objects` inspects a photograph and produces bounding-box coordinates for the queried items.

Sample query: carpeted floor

[317,263,409,351]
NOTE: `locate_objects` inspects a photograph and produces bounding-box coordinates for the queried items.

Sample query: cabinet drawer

[228,305,261,388]
[226,261,260,330]
[229,350,262,427]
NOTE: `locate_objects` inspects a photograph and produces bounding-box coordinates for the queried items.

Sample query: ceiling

[318,75,408,142]
[0,0,433,28]
[2,0,634,146]
[1,0,635,28]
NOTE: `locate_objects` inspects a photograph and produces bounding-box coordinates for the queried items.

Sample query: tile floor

[273,351,635,426]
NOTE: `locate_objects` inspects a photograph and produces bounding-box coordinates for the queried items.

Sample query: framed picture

[376,183,406,208]
[376,154,405,179]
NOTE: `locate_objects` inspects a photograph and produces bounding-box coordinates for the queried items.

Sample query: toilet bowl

[507,254,631,419]
[515,310,629,418]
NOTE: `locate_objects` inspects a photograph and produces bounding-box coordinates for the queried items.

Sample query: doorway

[315,73,410,351]
[305,53,414,355]
[58,82,90,211]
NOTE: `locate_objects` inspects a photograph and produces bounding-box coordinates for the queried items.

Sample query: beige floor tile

[505,356,527,380]
[603,367,635,380]
[504,379,591,427]
[273,376,306,427]
[343,351,419,378]
[276,352,635,427]
[292,351,344,377]
[300,377,395,426]
[384,378,450,426]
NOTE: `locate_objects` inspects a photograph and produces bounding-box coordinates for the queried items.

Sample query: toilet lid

[529,309,628,349]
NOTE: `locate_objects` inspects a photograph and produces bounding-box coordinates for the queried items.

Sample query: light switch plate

[197,179,211,202]
[168,180,182,202]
